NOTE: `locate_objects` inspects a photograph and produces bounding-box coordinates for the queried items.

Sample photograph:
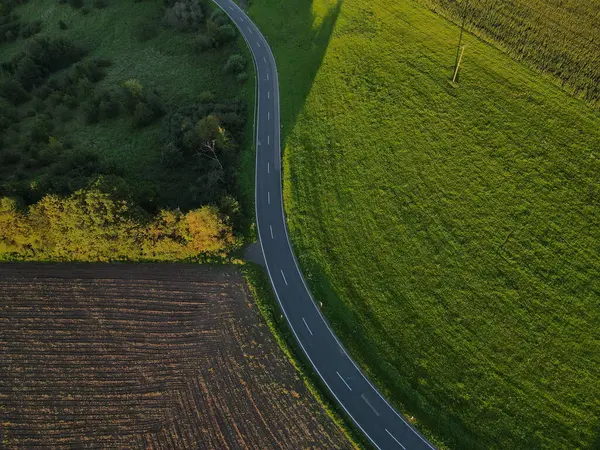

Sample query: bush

[58,20,68,30]
[236,71,248,84]
[132,102,155,128]
[19,20,42,39]
[68,0,83,8]
[194,34,212,52]
[0,78,29,104]
[93,0,106,8]
[198,90,215,102]
[81,6,90,15]
[214,24,235,46]
[164,0,204,31]
[223,54,245,74]
[92,57,112,68]
[210,9,228,27]
[135,21,158,42]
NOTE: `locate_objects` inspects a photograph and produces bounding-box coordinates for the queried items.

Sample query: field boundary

[242,262,369,450]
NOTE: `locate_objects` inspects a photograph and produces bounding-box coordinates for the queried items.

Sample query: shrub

[68,0,83,8]
[194,33,212,52]
[0,78,29,105]
[82,100,99,124]
[19,20,42,39]
[209,9,228,27]
[164,0,204,31]
[93,0,106,8]
[198,90,215,102]
[81,6,90,15]
[135,21,158,42]
[236,71,248,84]
[132,102,154,128]
[214,24,235,46]
[92,57,112,67]
[223,54,245,74]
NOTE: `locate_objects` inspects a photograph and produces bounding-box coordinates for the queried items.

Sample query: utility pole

[452,0,470,83]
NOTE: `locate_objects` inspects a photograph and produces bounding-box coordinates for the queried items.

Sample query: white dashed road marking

[361,394,380,416]
[302,317,313,335]
[336,372,352,391]
[267,162,270,173]
[270,225,274,239]
[247,26,253,33]
[280,269,288,285]
[268,191,271,204]
[385,429,407,449]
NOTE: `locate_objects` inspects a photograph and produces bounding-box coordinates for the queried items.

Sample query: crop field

[248,0,600,448]
[417,0,600,107]
[0,263,351,449]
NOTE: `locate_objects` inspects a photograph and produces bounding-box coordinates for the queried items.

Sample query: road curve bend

[212,1,437,448]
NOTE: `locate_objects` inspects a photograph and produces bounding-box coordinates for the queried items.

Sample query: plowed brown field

[0,263,352,449]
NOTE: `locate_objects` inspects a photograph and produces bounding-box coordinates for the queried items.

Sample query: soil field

[0,263,351,449]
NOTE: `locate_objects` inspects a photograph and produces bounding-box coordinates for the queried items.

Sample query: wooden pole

[452,0,469,80]
[452,45,465,83]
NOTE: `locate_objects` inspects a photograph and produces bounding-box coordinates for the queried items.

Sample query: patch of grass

[248,0,600,448]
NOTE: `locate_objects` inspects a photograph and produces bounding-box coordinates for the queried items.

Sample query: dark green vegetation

[0,0,253,260]
[248,0,600,448]
[419,0,600,107]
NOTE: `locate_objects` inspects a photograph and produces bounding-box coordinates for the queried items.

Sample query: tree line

[0,187,235,261]
[0,0,249,261]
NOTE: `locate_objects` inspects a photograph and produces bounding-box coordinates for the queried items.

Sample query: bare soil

[0,263,352,449]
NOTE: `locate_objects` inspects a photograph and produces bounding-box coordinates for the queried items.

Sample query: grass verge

[242,262,369,450]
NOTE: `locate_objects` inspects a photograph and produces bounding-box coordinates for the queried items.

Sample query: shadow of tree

[247,0,342,143]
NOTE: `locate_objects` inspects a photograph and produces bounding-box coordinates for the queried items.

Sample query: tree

[132,102,155,128]
[0,77,29,104]
[194,114,220,142]
[164,0,204,31]
[184,206,232,253]
[223,54,245,74]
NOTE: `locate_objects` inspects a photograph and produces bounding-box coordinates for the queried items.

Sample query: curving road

[213,1,437,449]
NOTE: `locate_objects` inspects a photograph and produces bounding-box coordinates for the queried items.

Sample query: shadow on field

[592,421,600,450]
[249,0,342,144]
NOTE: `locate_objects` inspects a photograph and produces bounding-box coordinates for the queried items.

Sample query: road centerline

[385,429,407,449]
[361,393,380,416]
[280,269,288,285]
[336,371,353,391]
[302,317,313,336]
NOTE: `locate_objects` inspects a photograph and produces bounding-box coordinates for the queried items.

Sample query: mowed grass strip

[248,0,600,448]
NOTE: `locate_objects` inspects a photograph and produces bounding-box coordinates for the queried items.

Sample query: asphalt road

[213,1,437,448]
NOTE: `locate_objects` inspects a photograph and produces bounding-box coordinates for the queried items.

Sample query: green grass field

[248,0,600,448]
[1,0,253,213]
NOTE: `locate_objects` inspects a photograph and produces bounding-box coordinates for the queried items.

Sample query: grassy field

[0,263,352,449]
[0,0,253,213]
[247,0,600,448]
